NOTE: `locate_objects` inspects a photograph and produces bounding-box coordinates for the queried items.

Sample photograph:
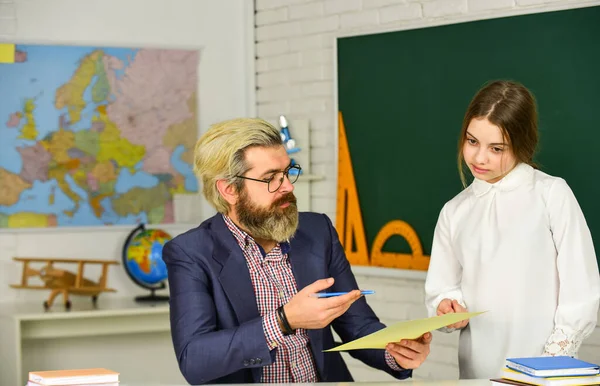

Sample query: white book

[27,383,118,386]
[28,368,119,386]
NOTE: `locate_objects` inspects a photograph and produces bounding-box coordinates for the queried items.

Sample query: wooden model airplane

[10,257,119,310]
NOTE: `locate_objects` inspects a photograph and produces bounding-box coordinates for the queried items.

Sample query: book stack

[27,368,119,386]
[490,356,600,386]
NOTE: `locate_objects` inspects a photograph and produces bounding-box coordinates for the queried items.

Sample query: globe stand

[135,288,169,303]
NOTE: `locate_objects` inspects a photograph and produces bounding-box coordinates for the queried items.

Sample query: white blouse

[424,163,600,379]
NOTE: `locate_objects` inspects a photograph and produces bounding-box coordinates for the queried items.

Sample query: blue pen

[310,290,375,298]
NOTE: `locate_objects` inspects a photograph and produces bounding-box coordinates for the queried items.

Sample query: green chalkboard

[337,6,600,269]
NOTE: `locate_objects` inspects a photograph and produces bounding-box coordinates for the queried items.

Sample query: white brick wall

[423,0,468,17]
[255,2,600,379]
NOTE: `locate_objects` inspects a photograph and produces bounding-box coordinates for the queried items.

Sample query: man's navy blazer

[162,212,412,384]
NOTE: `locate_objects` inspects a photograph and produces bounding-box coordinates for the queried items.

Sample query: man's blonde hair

[194,118,282,213]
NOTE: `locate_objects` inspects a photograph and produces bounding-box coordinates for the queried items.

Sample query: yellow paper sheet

[0,43,15,63]
[325,311,486,352]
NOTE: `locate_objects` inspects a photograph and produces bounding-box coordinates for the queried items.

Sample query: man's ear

[216,179,238,206]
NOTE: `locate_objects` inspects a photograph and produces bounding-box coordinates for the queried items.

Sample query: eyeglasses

[235,164,302,193]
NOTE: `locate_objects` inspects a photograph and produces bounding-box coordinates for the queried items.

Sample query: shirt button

[271,341,277,347]
[256,358,262,364]
[278,291,284,298]
[249,358,256,365]
[290,361,296,368]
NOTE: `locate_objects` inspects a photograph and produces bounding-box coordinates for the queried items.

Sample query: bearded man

[162,118,432,385]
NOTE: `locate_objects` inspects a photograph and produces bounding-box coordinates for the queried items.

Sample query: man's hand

[386,332,432,369]
[284,278,362,330]
[437,298,469,329]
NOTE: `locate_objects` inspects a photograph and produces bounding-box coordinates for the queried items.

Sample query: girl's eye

[492,147,504,153]
[467,138,477,145]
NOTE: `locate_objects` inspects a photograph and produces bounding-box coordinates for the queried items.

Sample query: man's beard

[236,189,299,242]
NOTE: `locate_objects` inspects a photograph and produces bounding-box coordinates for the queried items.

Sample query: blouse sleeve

[425,203,467,331]
[542,178,600,356]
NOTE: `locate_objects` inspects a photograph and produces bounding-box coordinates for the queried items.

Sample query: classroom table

[120,381,493,386]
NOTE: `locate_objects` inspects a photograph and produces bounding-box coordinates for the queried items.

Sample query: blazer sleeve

[323,214,412,380]
[163,240,273,385]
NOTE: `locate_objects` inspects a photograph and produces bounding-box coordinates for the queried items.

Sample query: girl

[424,80,600,379]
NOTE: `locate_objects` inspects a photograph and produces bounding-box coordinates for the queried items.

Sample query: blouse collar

[471,162,534,197]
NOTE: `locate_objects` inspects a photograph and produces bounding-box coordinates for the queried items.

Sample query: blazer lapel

[212,215,260,325]
[218,249,260,324]
[289,231,326,378]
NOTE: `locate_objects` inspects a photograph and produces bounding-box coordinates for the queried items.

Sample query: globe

[122,224,171,302]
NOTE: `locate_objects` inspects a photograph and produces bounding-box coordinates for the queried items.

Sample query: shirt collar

[222,214,291,257]
[470,162,534,197]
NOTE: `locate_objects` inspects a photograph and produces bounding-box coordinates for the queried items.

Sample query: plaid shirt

[223,215,318,382]
[223,215,402,381]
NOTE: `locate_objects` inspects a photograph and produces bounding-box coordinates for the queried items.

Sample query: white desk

[118,382,492,386]
[0,297,185,386]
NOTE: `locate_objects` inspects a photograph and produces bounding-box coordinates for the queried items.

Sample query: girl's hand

[437,298,469,329]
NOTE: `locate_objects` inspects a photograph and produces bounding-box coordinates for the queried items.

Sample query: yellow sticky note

[324,311,486,352]
[0,43,16,63]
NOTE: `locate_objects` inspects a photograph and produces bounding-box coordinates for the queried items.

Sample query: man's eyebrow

[259,168,280,178]
[259,163,292,178]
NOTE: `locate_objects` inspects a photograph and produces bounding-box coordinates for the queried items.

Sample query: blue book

[505,356,600,377]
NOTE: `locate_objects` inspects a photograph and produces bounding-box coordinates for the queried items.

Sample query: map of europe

[0,45,199,228]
